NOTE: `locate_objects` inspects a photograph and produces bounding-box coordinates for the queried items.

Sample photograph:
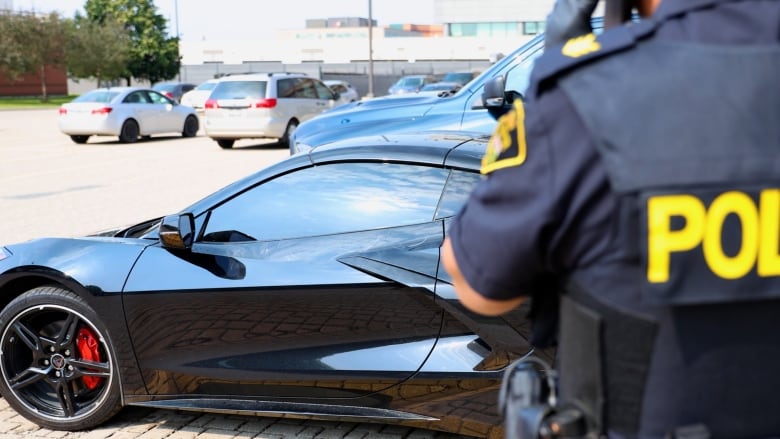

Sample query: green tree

[0,11,68,101]
[66,17,131,86]
[84,0,180,85]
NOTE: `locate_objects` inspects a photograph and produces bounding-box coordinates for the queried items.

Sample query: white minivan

[203,72,339,149]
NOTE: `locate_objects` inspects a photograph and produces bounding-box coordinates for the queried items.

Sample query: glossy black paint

[0,132,544,438]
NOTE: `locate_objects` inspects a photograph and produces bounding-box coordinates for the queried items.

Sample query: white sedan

[324,80,360,106]
[58,87,200,144]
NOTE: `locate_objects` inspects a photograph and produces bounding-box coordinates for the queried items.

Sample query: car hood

[293,95,463,149]
[0,236,156,294]
[321,93,439,115]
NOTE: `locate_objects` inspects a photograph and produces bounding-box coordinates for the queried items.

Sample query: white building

[180,0,556,65]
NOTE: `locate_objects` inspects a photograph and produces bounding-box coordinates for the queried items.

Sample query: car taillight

[164,91,175,99]
[91,107,113,115]
[204,99,218,109]
[253,98,277,108]
[58,107,67,115]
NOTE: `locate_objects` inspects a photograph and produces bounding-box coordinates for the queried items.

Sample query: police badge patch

[481,100,527,175]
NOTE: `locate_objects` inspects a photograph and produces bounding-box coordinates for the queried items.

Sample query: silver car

[58,87,200,144]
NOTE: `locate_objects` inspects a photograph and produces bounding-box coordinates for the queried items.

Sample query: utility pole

[175,0,181,81]
[368,0,374,98]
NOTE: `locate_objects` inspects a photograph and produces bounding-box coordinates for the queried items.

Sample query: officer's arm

[441,237,526,316]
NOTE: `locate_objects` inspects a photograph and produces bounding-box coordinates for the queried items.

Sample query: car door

[121,161,450,401]
[123,90,159,133]
[146,90,181,133]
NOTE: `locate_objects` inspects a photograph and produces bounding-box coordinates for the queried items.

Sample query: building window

[523,21,546,35]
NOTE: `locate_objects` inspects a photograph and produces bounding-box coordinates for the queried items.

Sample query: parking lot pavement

[0,109,478,439]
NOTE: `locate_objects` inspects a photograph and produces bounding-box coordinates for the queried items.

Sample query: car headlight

[0,247,11,262]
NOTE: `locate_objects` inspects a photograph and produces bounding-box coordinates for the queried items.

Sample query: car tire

[182,115,199,138]
[118,120,139,143]
[279,119,299,148]
[216,139,235,149]
[0,286,122,431]
[69,135,89,144]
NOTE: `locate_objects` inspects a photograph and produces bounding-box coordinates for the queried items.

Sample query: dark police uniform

[446,0,780,437]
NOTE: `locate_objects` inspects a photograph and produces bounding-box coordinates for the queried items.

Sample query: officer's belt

[558,283,657,435]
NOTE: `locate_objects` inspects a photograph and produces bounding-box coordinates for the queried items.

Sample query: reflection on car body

[0,131,549,438]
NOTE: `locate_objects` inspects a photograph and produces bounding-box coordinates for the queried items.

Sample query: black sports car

[0,131,550,438]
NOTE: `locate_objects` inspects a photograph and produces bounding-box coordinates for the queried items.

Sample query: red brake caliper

[76,327,104,390]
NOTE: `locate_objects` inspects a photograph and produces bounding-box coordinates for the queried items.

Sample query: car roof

[217,72,309,81]
[308,130,488,170]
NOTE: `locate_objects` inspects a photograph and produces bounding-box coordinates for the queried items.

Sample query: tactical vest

[548,6,780,437]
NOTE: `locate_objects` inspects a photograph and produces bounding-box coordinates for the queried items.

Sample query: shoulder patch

[481,100,527,175]
[562,33,601,58]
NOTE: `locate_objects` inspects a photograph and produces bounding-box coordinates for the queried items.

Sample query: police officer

[441,0,780,437]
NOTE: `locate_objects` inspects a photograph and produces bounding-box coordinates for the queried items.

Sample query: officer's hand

[544,0,600,48]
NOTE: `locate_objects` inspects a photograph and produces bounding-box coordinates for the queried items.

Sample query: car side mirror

[482,75,523,120]
[159,213,195,250]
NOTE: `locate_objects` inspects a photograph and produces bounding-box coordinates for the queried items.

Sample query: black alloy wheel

[69,135,89,144]
[118,120,139,143]
[0,287,121,430]
[182,115,199,138]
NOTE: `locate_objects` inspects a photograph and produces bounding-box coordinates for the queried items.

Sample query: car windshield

[153,84,176,92]
[196,82,217,91]
[399,77,424,87]
[73,90,121,103]
[442,72,473,84]
[211,81,267,99]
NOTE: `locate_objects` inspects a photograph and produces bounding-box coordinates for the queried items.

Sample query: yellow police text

[647,190,780,282]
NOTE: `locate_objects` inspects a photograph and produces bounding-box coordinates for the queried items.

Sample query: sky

[11,0,437,42]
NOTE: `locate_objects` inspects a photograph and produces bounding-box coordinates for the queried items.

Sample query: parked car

[180,78,220,111]
[290,25,557,155]
[387,74,437,95]
[0,131,544,438]
[203,72,339,149]
[151,82,197,103]
[57,87,200,144]
[324,79,360,105]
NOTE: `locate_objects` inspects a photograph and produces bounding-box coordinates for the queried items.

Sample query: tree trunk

[38,65,49,102]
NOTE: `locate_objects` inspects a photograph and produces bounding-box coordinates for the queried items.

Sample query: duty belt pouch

[558,295,604,434]
[559,290,658,436]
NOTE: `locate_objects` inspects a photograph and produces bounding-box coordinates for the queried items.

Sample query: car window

[277,78,297,98]
[314,80,335,100]
[123,91,149,104]
[147,90,173,104]
[503,46,544,97]
[435,170,483,219]
[211,81,267,99]
[293,78,318,99]
[74,90,121,103]
[196,81,218,91]
[201,162,450,242]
